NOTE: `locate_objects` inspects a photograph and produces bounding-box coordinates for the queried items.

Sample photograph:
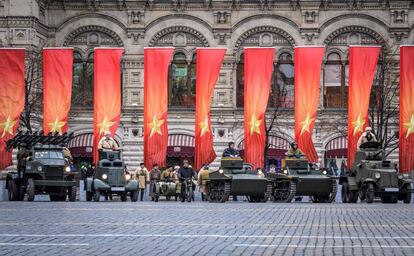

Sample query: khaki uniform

[134,167,149,189]
[98,137,118,150]
[287,148,304,157]
[17,147,30,172]
[161,169,178,182]
[357,132,378,148]
[63,147,73,163]
[198,168,210,194]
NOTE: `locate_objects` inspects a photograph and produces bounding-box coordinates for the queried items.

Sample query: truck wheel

[359,187,366,201]
[348,190,358,203]
[18,186,25,201]
[86,192,93,202]
[93,190,100,202]
[26,178,35,202]
[7,179,19,201]
[68,186,77,202]
[130,191,138,202]
[341,182,349,203]
[365,183,375,204]
[402,184,412,204]
[120,193,127,202]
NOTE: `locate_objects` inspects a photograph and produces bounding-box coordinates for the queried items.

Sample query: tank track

[328,180,337,203]
[272,180,296,203]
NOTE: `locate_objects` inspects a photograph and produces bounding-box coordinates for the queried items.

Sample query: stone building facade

[1,0,413,170]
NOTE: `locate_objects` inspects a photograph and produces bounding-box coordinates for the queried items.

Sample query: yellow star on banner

[97,116,115,135]
[299,113,315,136]
[351,113,365,136]
[48,117,65,134]
[199,116,210,136]
[403,114,414,139]
[0,116,16,138]
[249,114,262,135]
[148,115,164,138]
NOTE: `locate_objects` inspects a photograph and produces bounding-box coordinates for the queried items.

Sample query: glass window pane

[324,64,342,108]
[169,63,189,107]
[236,55,244,108]
[273,63,294,108]
[85,62,94,109]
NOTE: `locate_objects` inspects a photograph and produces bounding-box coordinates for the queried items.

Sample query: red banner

[194,48,226,170]
[399,46,414,173]
[0,49,25,170]
[294,46,325,163]
[43,48,73,135]
[244,48,274,169]
[347,46,380,167]
[144,48,174,168]
[93,48,124,163]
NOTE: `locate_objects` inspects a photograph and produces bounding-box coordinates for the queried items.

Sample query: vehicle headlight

[375,172,381,179]
[102,174,108,180]
[283,169,288,175]
[403,174,410,178]
[258,170,263,176]
[218,169,224,174]
[125,174,131,180]
[37,166,42,172]
[398,175,403,179]
[322,170,327,175]
[65,166,71,173]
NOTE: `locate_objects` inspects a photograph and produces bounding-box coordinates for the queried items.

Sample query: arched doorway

[324,136,347,176]
[167,134,195,167]
[237,136,290,170]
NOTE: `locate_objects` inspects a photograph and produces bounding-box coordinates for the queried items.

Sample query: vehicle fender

[399,179,413,187]
[86,177,93,192]
[93,179,110,190]
[347,177,359,191]
[125,180,139,191]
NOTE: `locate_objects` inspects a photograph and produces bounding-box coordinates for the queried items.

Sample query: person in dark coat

[222,142,240,158]
[177,159,197,202]
[149,164,161,201]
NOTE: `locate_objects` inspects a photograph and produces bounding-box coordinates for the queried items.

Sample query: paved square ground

[0,200,413,256]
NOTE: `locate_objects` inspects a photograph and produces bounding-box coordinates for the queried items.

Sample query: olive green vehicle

[206,157,271,203]
[6,144,77,202]
[340,141,412,204]
[85,150,139,202]
[267,158,337,203]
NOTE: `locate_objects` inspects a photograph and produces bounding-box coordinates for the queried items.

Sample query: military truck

[340,141,412,204]
[5,132,77,202]
[206,158,271,203]
[270,157,337,203]
[85,150,139,202]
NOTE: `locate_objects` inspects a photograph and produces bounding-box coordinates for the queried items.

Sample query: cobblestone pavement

[0,200,413,256]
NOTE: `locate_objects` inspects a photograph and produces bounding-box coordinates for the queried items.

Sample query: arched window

[323,52,347,108]
[236,51,294,108]
[270,52,294,108]
[168,52,196,108]
[71,51,94,110]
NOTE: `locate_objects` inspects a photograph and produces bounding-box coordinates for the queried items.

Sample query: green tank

[340,141,412,204]
[206,157,271,203]
[85,150,139,202]
[268,157,337,203]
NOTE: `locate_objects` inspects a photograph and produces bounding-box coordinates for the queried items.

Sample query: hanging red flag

[144,48,174,168]
[43,48,73,135]
[294,46,325,163]
[399,46,414,173]
[93,48,124,163]
[347,46,381,167]
[194,48,226,170]
[244,48,274,169]
[0,49,25,170]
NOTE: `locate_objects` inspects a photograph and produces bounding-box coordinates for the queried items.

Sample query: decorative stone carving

[63,25,124,47]
[390,10,408,25]
[324,26,385,46]
[213,11,230,25]
[149,26,209,47]
[127,30,143,45]
[234,26,295,52]
[128,11,144,25]
[214,32,230,45]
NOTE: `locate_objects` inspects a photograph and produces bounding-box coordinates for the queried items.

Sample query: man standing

[17,143,30,173]
[286,142,304,158]
[134,163,149,201]
[198,164,210,201]
[177,159,197,202]
[357,127,377,148]
[98,131,118,150]
[222,142,240,158]
[149,164,161,201]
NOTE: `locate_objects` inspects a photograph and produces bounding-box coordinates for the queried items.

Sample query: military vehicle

[85,150,139,202]
[340,141,412,204]
[5,132,77,201]
[269,157,337,203]
[206,157,271,203]
[154,178,178,201]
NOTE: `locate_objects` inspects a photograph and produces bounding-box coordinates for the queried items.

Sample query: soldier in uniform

[198,164,210,201]
[357,127,378,148]
[222,142,240,158]
[149,164,161,201]
[286,142,304,158]
[17,143,30,173]
[61,144,73,164]
[98,131,118,150]
[133,163,149,201]
[161,166,178,182]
